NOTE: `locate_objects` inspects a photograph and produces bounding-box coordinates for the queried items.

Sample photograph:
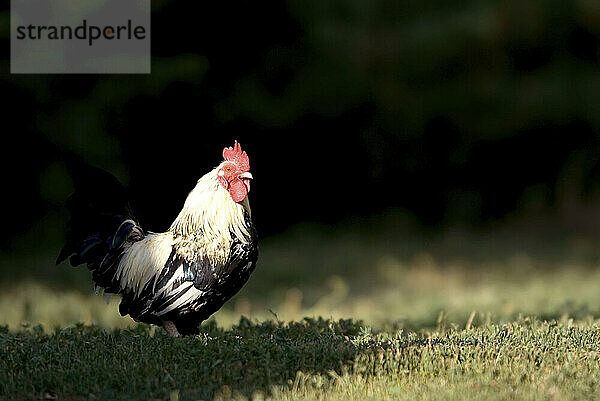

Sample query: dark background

[1,0,599,254]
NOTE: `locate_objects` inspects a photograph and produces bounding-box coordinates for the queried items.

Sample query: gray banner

[11,0,150,74]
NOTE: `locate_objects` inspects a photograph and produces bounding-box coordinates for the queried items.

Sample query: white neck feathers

[169,168,252,245]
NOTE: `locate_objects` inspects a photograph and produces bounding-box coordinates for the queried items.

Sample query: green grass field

[2,212,600,400]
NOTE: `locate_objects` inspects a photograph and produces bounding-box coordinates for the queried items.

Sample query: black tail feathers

[57,160,144,292]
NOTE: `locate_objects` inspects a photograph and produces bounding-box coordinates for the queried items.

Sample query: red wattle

[229,180,248,203]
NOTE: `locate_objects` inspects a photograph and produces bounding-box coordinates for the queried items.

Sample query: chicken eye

[226,166,232,172]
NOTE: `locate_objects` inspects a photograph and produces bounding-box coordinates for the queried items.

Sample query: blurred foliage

[1,0,599,252]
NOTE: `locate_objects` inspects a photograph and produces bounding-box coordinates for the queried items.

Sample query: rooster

[57,142,257,337]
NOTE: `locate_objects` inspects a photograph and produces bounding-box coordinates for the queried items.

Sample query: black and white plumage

[57,143,258,336]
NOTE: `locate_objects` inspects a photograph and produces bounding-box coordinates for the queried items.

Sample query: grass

[3,317,600,400]
[2,211,600,400]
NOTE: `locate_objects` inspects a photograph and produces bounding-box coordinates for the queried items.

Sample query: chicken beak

[240,172,253,180]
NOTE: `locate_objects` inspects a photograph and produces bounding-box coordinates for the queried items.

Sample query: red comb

[223,141,250,171]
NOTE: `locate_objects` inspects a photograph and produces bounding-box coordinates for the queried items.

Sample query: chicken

[57,141,258,337]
